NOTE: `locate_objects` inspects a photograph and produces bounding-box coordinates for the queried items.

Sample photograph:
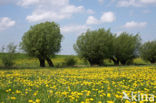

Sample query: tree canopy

[111,32,141,65]
[20,21,63,67]
[74,28,114,65]
[74,29,141,66]
[140,40,156,63]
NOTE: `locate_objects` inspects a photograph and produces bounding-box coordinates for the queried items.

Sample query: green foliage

[1,43,17,68]
[55,56,77,68]
[133,58,150,65]
[74,28,114,66]
[55,62,65,68]
[20,21,63,67]
[64,56,77,66]
[111,32,141,65]
[140,40,156,63]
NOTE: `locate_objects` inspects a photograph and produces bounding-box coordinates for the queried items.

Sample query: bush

[64,56,77,66]
[1,43,16,68]
[1,54,14,67]
[55,62,65,68]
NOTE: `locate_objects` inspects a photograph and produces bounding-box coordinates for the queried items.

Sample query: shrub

[1,43,16,68]
[64,56,77,66]
[55,62,65,68]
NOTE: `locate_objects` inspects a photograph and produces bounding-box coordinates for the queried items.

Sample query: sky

[0,0,156,54]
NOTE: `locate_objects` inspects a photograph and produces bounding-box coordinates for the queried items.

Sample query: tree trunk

[88,59,102,66]
[46,57,54,67]
[111,57,119,65]
[150,58,156,64]
[121,60,126,65]
[39,58,45,67]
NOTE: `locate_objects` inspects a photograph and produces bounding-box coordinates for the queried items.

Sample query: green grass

[0,53,88,68]
[0,66,155,103]
[0,53,152,69]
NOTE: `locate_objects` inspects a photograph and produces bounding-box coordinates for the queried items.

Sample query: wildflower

[28,100,33,103]
[107,100,114,103]
[107,93,111,97]
[36,99,40,103]
[11,97,16,100]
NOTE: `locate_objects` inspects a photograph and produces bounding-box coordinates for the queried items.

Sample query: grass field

[0,53,88,68]
[0,54,155,103]
[0,66,156,103]
[0,53,151,68]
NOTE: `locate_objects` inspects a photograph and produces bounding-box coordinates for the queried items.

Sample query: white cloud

[117,0,156,7]
[0,17,16,31]
[61,24,89,35]
[98,0,104,3]
[17,0,39,6]
[86,11,116,25]
[86,16,99,25]
[123,21,147,29]
[100,11,116,23]
[17,0,85,22]
[87,9,95,14]
[117,0,140,7]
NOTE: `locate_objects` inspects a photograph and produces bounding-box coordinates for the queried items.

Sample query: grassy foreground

[0,66,156,103]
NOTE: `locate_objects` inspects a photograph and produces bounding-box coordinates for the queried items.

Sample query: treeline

[74,28,156,66]
[0,21,156,67]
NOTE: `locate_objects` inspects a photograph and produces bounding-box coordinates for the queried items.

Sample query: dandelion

[11,97,16,100]
[28,100,33,103]
[107,93,111,98]
[36,99,40,103]
[107,100,114,103]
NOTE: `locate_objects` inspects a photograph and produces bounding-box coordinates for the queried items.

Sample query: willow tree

[20,21,62,67]
[140,40,156,63]
[111,32,141,65]
[74,28,114,66]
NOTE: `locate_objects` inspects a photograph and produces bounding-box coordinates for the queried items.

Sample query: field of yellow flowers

[0,66,156,103]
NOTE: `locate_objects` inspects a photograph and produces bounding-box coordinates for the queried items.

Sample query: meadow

[0,66,156,103]
[0,54,156,103]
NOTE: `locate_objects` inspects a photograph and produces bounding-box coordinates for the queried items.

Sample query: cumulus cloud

[86,16,99,25]
[117,0,141,7]
[86,11,116,25]
[61,24,89,35]
[117,0,156,7]
[100,11,116,23]
[123,21,147,29]
[0,17,16,31]
[17,0,85,22]
[17,0,39,6]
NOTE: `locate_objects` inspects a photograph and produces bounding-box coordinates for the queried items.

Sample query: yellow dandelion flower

[11,97,16,100]
[28,100,33,103]
[36,99,40,103]
[107,100,114,103]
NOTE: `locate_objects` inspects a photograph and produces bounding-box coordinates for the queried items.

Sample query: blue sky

[0,0,156,54]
